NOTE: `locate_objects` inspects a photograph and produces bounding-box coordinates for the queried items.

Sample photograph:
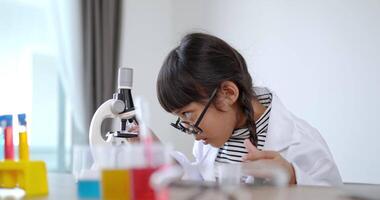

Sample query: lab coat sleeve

[276,113,343,186]
[287,132,342,186]
[170,150,203,181]
[292,157,342,186]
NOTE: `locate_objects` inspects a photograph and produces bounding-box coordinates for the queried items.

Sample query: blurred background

[0,0,379,184]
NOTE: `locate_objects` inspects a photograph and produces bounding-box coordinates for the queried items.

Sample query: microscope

[88,67,139,149]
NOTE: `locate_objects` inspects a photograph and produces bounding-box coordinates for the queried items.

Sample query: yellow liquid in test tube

[19,131,29,161]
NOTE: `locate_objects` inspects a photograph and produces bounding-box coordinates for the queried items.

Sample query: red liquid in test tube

[4,126,14,160]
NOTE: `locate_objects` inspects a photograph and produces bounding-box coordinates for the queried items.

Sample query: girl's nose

[181,123,190,129]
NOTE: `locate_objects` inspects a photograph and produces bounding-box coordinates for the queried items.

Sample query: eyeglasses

[170,88,218,135]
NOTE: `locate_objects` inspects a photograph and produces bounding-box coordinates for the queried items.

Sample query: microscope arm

[89,99,119,148]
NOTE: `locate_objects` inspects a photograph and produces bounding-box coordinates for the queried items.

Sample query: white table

[26,173,380,200]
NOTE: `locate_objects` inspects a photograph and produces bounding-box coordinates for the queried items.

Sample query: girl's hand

[126,123,160,143]
[125,123,140,143]
[242,139,296,185]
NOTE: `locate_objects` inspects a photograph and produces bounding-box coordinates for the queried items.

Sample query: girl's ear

[214,81,240,111]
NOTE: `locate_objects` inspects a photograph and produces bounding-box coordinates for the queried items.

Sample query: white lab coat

[171,88,342,186]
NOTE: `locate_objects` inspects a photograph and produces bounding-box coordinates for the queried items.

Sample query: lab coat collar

[197,88,301,181]
[263,89,301,151]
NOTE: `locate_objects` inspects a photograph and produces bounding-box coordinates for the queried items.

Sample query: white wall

[119,0,194,157]
[120,0,380,184]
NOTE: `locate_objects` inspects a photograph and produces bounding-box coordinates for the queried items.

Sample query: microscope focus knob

[111,100,125,114]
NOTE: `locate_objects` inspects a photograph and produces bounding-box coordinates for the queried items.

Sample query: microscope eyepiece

[118,67,133,89]
[114,67,137,132]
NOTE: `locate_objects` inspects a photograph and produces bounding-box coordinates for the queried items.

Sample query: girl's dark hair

[156,33,258,146]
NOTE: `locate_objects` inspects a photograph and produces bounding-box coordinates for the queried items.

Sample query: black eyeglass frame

[170,88,218,135]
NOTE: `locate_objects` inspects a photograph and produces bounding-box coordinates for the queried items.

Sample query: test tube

[0,115,16,188]
[18,114,29,161]
[0,126,4,160]
[1,115,14,160]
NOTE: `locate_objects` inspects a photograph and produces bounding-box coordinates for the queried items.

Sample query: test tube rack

[0,160,48,196]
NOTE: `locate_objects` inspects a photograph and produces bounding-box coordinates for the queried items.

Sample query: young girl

[155,33,342,186]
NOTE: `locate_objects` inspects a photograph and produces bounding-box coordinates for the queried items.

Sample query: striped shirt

[215,91,273,164]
